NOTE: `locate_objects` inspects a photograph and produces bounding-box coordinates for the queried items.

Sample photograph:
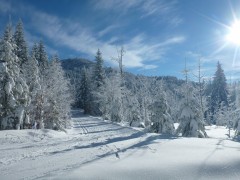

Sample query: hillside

[61,58,95,71]
[60,58,185,93]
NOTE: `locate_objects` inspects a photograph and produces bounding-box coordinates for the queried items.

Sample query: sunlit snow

[0,110,239,180]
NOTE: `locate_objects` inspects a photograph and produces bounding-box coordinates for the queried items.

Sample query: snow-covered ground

[0,110,240,180]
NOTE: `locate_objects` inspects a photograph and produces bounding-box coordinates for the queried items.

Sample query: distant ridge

[61,58,94,71]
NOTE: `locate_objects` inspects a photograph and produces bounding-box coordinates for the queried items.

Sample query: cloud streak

[0,0,185,70]
[93,0,183,26]
[0,0,11,13]
[186,50,240,80]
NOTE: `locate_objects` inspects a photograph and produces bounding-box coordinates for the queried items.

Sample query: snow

[5,81,12,95]
[0,110,240,180]
[205,125,235,139]
[0,61,7,72]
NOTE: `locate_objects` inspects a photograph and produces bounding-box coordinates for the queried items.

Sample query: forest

[0,20,240,139]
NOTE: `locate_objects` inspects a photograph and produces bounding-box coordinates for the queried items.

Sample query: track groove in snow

[0,109,240,180]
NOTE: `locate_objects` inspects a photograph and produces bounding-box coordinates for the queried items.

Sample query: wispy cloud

[93,0,183,26]
[93,0,139,11]
[186,50,240,80]
[17,3,184,69]
[98,24,120,37]
[0,1,185,70]
[0,0,11,13]
[142,65,158,70]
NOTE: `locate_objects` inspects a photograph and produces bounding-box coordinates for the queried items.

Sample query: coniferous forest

[0,21,72,131]
[1,20,240,138]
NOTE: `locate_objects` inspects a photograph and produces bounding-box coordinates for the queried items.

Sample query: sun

[226,20,240,45]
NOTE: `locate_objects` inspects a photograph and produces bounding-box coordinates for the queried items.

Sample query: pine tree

[210,61,228,123]
[31,43,39,61]
[14,19,28,67]
[80,67,91,114]
[0,23,29,130]
[36,41,48,74]
[92,49,106,115]
[94,49,105,88]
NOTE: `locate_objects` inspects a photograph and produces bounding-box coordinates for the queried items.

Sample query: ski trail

[0,110,145,180]
[1,109,239,180]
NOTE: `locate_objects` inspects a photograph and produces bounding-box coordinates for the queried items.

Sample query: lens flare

[226,20,240,45]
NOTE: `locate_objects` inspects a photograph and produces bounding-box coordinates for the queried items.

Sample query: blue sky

[1,0,240,80]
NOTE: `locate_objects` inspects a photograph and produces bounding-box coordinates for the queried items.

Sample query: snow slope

[0,110,240,180]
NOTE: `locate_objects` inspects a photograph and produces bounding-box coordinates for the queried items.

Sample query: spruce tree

[36,41,48,74]
[31,43,39,61]
[80,67,91,114]
[14,19,28,67]
[0,23,29,130]
[150,81,175,134]
[210,61,228,123]
[92,49,106,115]
[94,49,105,88]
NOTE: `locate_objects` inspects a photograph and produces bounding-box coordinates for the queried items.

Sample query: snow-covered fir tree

[176,62,207,138]
[14,19,28,67]
[31,42,49,129]
[92,49,106,115]
[177,83,207,137]
[210,61,228,123]
[0,23,30,130]
[80,67,92,114]
[35,41,48,74]
[149,81,175,134]
[22,50,41,127]
[93,49,105,88]
[0,21,73,131]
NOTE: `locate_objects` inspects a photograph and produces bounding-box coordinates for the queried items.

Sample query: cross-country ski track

[0,109,240,180]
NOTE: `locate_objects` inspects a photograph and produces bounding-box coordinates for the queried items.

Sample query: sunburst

[197,3,240,71]
[226,20,240,45]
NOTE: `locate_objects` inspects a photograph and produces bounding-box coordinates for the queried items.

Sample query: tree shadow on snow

[40,133,177,179]
[49,132,177,164]
[87,127,126,134]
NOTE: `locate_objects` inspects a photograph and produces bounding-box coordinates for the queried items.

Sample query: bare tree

[194,58,206,117]
[111,46,125,122]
